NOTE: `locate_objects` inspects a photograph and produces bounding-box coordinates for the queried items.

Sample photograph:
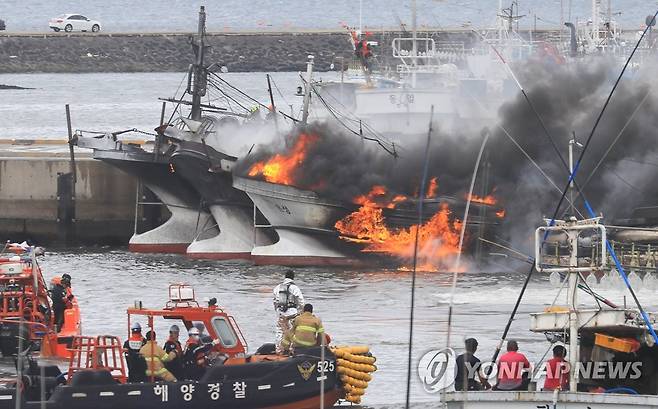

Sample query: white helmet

[131,322,142,332]
[188,327,200,336]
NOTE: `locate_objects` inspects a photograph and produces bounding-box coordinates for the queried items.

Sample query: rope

[310,85,398,157]
[489,7,658,365]
[446,129,490,350]
[577,89,652,195]
[405,106,433,409]
[467,94,585,219]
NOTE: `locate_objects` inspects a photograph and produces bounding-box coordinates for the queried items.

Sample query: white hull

[444,391,658,408]
[186,204,272,260]
[233,177,356,265]
[250,229,353,265]
[129,182,214,253]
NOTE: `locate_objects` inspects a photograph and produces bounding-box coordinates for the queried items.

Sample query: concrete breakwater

[0,148,158,246]
[0,29,564,73]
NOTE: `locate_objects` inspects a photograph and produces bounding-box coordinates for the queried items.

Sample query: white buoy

[549,271,563,287]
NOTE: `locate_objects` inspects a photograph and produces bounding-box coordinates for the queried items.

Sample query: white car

[49,14,101,33]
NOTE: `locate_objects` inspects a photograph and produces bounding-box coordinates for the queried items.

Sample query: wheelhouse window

[211,317,238,348]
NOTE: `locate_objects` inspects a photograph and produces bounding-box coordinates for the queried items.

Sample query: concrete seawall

[0,29,565,73]
[0,151,139,245]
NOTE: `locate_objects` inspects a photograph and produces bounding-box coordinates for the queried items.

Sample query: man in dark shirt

[163,325,184,379]
[49,277,66,332]
[454,338,490,391]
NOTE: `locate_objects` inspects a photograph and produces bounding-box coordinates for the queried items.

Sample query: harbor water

[0,71,308,141]
[38,249,658,406]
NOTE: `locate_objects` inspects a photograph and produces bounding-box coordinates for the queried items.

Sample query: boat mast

[190,6,207,121]
[566,222,580,392]
[591,0,599,47]
[301,55,315,125]
[411,0,418,86]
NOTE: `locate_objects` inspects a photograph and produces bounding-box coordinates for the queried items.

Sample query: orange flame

[467,193,497,205]
[354,185,407,209]
[248,133,319,186]
[336,185,463,271]
[426,177,439,198]
[496,209,506,218]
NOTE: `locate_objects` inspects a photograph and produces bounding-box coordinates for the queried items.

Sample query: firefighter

[273,269,304,353]
[60,274,74,308]
[140,331,177,382]
[49,277,66,332]
[183,327,219,380]
[123,322,147,382]
[288,303,324,350]
[163,325,184,379]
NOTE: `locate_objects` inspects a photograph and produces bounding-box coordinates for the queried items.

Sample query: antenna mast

[190,6,208,121]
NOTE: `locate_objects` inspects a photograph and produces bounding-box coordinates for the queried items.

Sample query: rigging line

[468,93,585,219]
[310,82,395,147]
[446,129,490,350]
[206,76,248,105]
[207,77,250,111]
[620,157,658,168]
[576,89,651,194]
[165,72,192,125]
[308,84,377,136]
[270,76,291,106]
[311,89,397,154]
[311,87,398,156]
[208,74,299,123]
[607,167,645,194]
[472,29,594,207]
[209,72,269,109]
[488,11,658,364]
[405,106,433,409]
[555,8,658,344]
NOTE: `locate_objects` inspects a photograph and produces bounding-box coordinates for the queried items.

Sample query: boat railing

[67,335,127,384]
[392,37,437,60]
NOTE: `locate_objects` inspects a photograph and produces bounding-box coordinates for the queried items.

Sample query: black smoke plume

[236,56,658,252]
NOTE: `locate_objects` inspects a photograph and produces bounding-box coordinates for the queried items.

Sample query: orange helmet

[51,276,62,286]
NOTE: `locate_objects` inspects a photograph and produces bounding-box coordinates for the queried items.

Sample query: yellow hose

[345,394,361,404]
[332,345,370,355]
[336,358,377,373]
[345,352,376,364]
[340,375,369,389]
[337,366,372,381]
[333,345,376,404]
[343,383,366,396]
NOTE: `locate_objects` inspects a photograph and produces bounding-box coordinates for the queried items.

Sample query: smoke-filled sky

[236,54,658,251]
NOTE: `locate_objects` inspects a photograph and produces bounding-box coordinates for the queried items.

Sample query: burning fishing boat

[161,7,288,260]
[76,6,281,258]
[234,124,504,268]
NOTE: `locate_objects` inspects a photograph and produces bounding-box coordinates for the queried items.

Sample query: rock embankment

[0,29,563,73]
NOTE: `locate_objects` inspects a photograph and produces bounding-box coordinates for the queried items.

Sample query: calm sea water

[37,249,658,406]
[0,71,314,140]
[0,0,653,33]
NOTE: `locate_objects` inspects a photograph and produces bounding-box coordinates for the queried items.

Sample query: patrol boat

[0,243,81,359]
[0,284,377,408]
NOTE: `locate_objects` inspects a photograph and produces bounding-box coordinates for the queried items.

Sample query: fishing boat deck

[530,308,658,334]
[444,391,658,407]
